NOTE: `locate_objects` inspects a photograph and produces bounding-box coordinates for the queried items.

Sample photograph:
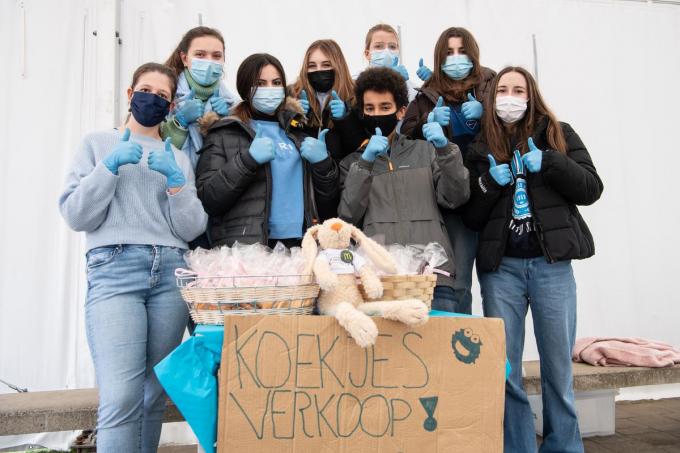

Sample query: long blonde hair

[291,40,355,128]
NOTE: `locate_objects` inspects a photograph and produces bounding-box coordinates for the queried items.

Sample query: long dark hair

[482,66,567,162]
[231,53,287,123]
[423,27,482,103]
[164,26,225,77]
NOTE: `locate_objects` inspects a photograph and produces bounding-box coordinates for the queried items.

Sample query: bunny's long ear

[350,225,397,274]
[301,225,322,275]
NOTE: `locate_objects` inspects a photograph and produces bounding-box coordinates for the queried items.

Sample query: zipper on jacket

[525,181,555,264]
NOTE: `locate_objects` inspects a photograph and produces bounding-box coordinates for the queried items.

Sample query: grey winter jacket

[338,135,470,286]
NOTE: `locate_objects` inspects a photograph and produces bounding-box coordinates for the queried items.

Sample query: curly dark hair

[355,67,409,111]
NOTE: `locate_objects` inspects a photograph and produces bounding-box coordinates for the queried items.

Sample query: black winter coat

[195,100,340,247]
[463,120,604,272]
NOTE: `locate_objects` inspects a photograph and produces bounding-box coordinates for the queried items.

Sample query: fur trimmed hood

[199,96,308,135]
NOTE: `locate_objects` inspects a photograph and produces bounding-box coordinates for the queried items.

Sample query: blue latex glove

[361,127,389,162]
[461,93,483,121]
[329,90,347,119]
[487,154,513,186]
[248,124,276,164]
[175,89,204,128]
[430,96,451,126]
[522,137,543,173]
[392,58,409,81]
[300,129,329,164]
[148,138,186,188]
[209,91,229,116]
[299,90,310,115]
[422,112,448,148]
[416,58,433,82]
[102,128,143,175]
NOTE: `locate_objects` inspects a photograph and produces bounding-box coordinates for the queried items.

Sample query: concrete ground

[158,398,680,453]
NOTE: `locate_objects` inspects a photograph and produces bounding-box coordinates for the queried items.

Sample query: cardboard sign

[218,316,505,452]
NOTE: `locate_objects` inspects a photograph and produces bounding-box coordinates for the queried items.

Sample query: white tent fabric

[1,0,679,449]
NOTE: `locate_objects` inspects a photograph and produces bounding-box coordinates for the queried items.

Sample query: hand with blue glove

[175,89,204,128]
[329,90,347,119]
[461,93,483,121]
[148,138,186,188]
[298,90,310,115]
[300,129,329,164]
[430,96,451,126]
[361,128,389,162]
[416,58,433,82]
[102,128,143,175]
[522,137,543,173]
[248,124,276,164]
[422,112,448,148]
[392,58,409,81]
[487,154,513,186]
[209,91,230,116]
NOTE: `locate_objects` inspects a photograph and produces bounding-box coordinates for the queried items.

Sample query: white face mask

[495,96,528,123]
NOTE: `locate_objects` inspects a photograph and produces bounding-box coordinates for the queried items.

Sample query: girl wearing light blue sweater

[59,62,207,453]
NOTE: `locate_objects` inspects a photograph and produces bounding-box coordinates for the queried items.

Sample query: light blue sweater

[59,129,208,252]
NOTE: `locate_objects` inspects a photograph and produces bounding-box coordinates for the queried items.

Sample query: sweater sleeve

[461,148,505,232]
[431,142,470,210]
[338,156,373,226]
[58,137,119,232]
[161,117,189,150]
[166,153,208,242]
[541,123,604,206]
[195,130,260,217]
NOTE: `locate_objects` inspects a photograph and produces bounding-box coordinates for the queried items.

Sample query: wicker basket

[177,273,319,324]
[359,274,437,309]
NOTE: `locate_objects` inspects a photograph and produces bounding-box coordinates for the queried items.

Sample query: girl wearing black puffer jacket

[196,53,339,249]
[463,66,603,453]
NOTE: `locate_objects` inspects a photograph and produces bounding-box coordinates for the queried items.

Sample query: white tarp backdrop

[1,0,679,449]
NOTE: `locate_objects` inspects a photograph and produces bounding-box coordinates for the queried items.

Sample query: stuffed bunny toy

[302,218,429,347]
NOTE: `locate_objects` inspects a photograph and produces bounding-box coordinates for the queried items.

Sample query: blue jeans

[479,257,582,453]
[85,245,189,453]
[440,212,477,314]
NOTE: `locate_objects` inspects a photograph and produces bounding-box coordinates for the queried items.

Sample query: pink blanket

[572,337,680,367]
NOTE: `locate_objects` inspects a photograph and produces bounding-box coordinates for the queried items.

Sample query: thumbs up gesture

[431,96,451,126]
[209,90,230,116]
[461,93,483,120]
[102,128,144,175]
[487,154,513,186]
[329,90,347,119]
[522,138,543,173]
[392,57,410,81]
[175,89,204,128]
[248,124,276,164]
[361,127,389,162]
[300,129,329,164]
[298,90,310,115]
[422,112,448,148]
[148,137,186,188]
[416,58,433,82]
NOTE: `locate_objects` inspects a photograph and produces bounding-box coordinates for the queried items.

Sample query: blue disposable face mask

[251,87,285,115]
[369,49,399,67]
[189,58,223,86]
[441,55,473,80]
[130,91,170,127]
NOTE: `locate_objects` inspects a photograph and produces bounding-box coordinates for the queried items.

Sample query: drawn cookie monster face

[451,328,482,364]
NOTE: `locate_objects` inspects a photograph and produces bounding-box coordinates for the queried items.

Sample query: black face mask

[130,91,171,127]
[307,69,335,93]
[360,112,399,137]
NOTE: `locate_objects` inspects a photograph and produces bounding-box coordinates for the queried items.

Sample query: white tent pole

[93,0,121,129]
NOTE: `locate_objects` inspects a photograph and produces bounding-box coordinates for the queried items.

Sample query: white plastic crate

[528,389,619,438]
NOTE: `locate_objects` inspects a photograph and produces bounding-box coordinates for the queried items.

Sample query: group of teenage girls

[59,23,603,453]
